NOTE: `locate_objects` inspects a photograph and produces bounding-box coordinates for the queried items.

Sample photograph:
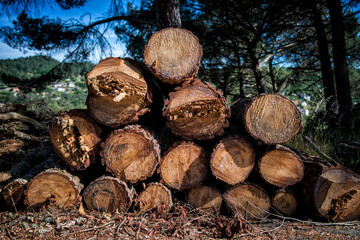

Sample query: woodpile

[1,27,360,224]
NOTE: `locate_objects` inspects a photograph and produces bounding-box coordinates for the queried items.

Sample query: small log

[143,27,203,86]
[49,110,102,171]
[159,141,208,191]
[231,94,302,145]
[187,185,222,214]
[86,57,153,127]
[210,136,255,185]
[82,176,133,213]
[271,190,297,217]
[259,146,304,188]
[2,178,28,207]
[24,168,83,209]
[314,169,360,221]
[163,80,230,140]
[224,183,270,220]
[101,125,160,183]
[138,182,173,214]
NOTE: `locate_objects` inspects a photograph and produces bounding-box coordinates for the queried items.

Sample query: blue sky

[0,0,132,62]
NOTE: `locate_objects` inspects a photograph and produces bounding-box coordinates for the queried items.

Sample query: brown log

[224,183,270,220]
[138,182,173,214]
[143,27,202,86]
[163,80,230,140]
[49,109,102,171]
[159,141,208,191]
[0,139,25,157]
[86,57,153,127]
[24,168,83,209]
[82,176,133,213]
[101,125,160,183]
[210,136,255,185]
[314,169,360,221]
[2,178,28,207]
[258,146,304,188]
[271,190,297,217]
[231,94,302,145]
[187,185,222,214]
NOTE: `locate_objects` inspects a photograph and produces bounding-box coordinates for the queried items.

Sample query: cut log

[187,185,222,214]
[314,169,360,221]
[2,178,28,207]
[24,168,83,209]
[143,27,202,86]
[271,190,297,217]
[138,182,173,214]
[86,57,153,127]
[231,94,302,145]
[210,136,255,185]
[49,109,102,171]
[159,141,208,191]
[101,125,160,183]
[259,146,304,188]
[163,80,230,140]
[224,183,270,220]
[82,176,133,213]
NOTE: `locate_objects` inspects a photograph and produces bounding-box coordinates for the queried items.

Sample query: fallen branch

[303,136,337,165]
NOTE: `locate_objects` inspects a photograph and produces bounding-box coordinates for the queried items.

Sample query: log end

[138,183,173,214]
[188,185,222,214]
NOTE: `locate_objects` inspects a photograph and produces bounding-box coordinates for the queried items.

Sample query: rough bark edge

[2,178,28,206]
[100,125,161,183]
[24,168,83,209]
[143,27,203,86]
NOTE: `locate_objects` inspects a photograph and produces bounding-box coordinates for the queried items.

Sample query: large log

[224,183,270,220]
[210,136,255,185]
[82,176,133,213]
[101,125,160,183]
[314,169,360,221]
[187,185,222,214]
[258,146,304,188]
[138,182,173,214]
[159,141,208,191]
[24,168,83,209]
[49,109,102,171]
[86,57,153,127]
[143,27,203,86]
[231,94,302,145]
[163,80,230,140]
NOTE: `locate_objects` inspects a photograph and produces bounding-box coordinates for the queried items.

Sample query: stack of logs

[2,28,360,222]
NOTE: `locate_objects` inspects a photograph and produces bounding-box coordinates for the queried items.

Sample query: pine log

[224,183,270,220]
[49,110,102,171]
[143,27,202,86]
[187,185,222,214]
[101,125,160,183]
[259,146,304,188]
[163,80,230,140]
[271,190,297,217]
[313,169,360,221]
[24,168,83,209]
[231,94,302,145]
[82,176,133,213]
[159,141,208,191]
[210,136,255,185]
[86,57,153,127]
[138,182,173,214]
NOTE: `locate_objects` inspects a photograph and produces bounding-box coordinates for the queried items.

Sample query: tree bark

[138,182,173,214]
[187,185,222,214]
[155,0,182,29]
[163,80,230,140]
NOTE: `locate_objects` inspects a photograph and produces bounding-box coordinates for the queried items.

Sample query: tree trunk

[159,141,208,191]
[82,176,134,213]
[231,94,302,145]
[314,169,360,221]
[155,0,182,29]
[258,146,304,188]
[49,109,102,171]
[187,185,222,214]
[143,28,202,86]
[101,125,160,183]
[224,183,270,220]
[163,80,230,140]
[86,57,153,127]
[138,182,173,214]
[210,136,255,185]
[24,168,83,209]
[271,189,297,217]
[327,0,353,132]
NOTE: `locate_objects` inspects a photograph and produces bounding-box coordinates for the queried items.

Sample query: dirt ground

[1,202,359,240]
